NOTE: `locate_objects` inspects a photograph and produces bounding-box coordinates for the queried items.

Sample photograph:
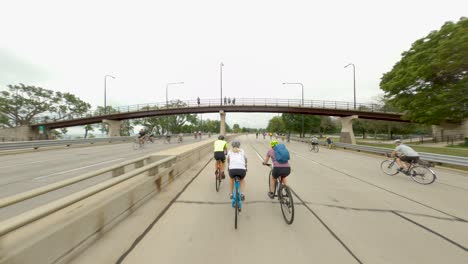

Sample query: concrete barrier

[0,137,233,264]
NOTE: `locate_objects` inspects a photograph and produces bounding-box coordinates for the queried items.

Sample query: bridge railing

[31,98,397,125]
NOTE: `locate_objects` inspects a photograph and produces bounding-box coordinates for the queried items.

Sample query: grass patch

[357,142,468,158]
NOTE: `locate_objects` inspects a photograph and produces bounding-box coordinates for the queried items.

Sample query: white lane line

[34,158,124,180]
[255,151,264,162]
[0,158,61,169]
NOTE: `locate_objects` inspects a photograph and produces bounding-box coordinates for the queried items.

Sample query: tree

[120,120,134,136]
[380,17,468,124]
[133,100,198,134]
[84,124,94,138]
[267,116,285,133]
[0,84,91,127]
[232,123,241,133]
[281,114,321,137]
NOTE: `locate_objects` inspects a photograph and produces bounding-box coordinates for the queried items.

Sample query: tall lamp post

[282,82,304,138]
[344,63,356,109]
[104,75,115,114]
[166,82,184,108]
[220,62,224,105]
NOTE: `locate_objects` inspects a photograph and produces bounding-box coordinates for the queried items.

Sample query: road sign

[39,125,44,134]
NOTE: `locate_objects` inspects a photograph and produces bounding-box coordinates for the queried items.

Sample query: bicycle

[133,136,146,150]
[231,175,243,229]
[380,154,436,185]
[177,135,183,143]
[264,164,294,224]
[164,135,171,144]
[309,143,319,153]
[214,160,223,192]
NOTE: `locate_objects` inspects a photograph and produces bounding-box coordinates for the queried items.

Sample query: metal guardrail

[30,98,398,125]
[291,137,468,167]
[0,136,135,151]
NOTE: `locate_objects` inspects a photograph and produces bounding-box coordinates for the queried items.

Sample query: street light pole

[282,82,304,137]
[166,82,184,108]
[220,62,224,105]
[104,75,115,114]
[344,63,356,109]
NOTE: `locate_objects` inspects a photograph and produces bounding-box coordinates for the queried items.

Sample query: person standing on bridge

[232,97,236,105]
[224,96,227,105]
[197,97,200,106]
[227,140,247,202]
[228,97,231,104]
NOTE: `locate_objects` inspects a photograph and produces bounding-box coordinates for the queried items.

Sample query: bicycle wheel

[279,185,294,224]
[380,160,399,176]
[234,186,239,229]
[215,168,221,192]
[309,144,313,152]
[133,140,141,150]
[314,145,319,153]
[410,165,436,185]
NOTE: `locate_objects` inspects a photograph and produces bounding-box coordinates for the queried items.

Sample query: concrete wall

[0,137,233,264]
[0,126,51,141]
[432,119,468,139]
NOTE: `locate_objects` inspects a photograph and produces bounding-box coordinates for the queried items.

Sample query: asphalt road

[73,134,468,264]
[0,135,214,220]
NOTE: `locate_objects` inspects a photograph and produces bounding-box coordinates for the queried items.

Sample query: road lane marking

[289,150,319,164]
[34,158,124,180]
[0,158,61,169]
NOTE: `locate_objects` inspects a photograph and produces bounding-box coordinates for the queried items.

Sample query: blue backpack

[274,144,290,163]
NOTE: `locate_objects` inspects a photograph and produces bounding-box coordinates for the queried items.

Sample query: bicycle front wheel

[380,160,399,176]
[309,144,313,152]
[234,187,239,229]
[279,185,294,224]
[314,145,319,153]
[410,165,436,185]
[133,140,141,150]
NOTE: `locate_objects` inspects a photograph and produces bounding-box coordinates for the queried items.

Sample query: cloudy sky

[1,0,466,130]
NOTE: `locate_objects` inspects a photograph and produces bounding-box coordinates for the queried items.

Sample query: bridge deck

[70,135,468,264]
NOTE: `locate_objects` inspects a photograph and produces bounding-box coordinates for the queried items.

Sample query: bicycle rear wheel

[410,165,436,185]
[279,185,294,224]
[215,168,221,192]
[380,160,399,176]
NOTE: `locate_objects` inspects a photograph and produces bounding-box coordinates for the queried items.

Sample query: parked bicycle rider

[214,135,228,179]
[391,139,420,171]
[326,136,333,149]
[227,140,247,202]
[262,140,291,199]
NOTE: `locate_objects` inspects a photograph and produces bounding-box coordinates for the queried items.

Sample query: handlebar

[263,163,272,167]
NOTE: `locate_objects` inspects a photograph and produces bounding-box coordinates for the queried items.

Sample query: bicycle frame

[232,178,242,209]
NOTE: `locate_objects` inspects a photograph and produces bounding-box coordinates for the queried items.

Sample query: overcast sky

[1,0,466,130]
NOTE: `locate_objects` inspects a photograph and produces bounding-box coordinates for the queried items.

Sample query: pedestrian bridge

[31,98,405,129]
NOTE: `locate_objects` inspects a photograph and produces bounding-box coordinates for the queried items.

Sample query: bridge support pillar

[102,119,122,137]
[432,119,468,141]
[219,110,226,136]
[340,115,358,144]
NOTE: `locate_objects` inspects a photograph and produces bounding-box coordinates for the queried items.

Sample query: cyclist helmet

[394,139,401,144]
[231,140,241,148]
[218,135,225,140]
[270,140,279,148]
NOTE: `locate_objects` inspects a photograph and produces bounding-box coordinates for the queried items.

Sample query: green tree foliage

[133,100,197,134]
[282,114,321,137]
[267,116,285,133]
[380,17,468,124]
[0,84,91,127]
[120,120,133,136]
[84,124,94,138]
[232,123,241,133]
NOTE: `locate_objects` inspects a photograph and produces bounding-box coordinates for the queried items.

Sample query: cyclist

[326,136,333,149]
[164,131,171,143]
[178,133,183,143]
[227,140,247,202]
[214,135,228,179]
[256,131,259,139]
[262,140,291,199]
[391,139,420,171]
[138,129,147,144]
[311,135,318,148]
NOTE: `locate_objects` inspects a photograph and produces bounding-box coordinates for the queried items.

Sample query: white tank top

[227,149,247,170]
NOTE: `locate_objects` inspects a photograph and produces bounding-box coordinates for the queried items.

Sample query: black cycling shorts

[229,169,246,179]
[311,142,318,145]
[401,156,419,163]
[214,151,226,161]
[272,167,291,179]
